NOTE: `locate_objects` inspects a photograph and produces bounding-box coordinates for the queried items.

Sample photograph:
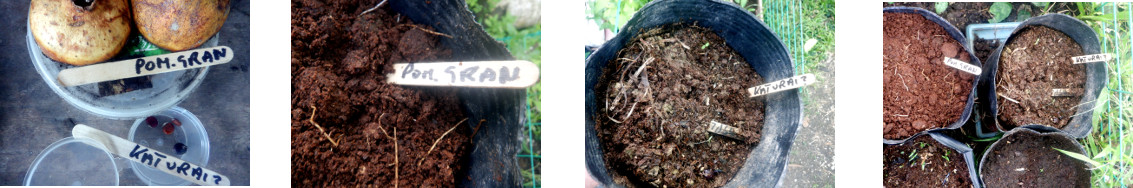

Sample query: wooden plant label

[747,73,816,97]
[57,46,234,87]
[943,57,981,75]
[1072,54,1112,64]
[1051,88,1083,97]
[71,124,230,186]
[707,120,744,140]
[386,60,540,88]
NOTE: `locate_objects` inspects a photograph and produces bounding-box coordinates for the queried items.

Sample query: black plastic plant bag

[978,125,1090,187]
[584,0,801,187]
[882,7,982,145]
[389,0,526,187]
[978,14,1106,138]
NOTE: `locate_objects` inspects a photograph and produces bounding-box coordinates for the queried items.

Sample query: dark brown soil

[974,38,1001,63]
[981,130,1090,188]
[883,13,975,140]
[594,25,764,187]
[996,26,1085,130]
[291,0,472,187]
[883,135,972,188]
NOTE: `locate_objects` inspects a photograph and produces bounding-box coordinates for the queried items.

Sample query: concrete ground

[782,52,836,188]
[0,0,250,185]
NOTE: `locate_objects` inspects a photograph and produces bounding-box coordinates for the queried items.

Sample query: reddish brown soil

[884,2,991,32]
[883,13,975,140]
[291,0,472,187]
[594,25,764,187]
[883,135,972,188]
[981,130,1090,188]
[996,26,1085,130]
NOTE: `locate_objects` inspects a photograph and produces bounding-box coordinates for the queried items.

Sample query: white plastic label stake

[707,120,743,140]
[386,60,540,88]
[1051,88,1083,97]
[1072,54,1112,64]
[71,124,230,186]
[943,57,981,75]
[57,46,234,87]
[747,73,816,97]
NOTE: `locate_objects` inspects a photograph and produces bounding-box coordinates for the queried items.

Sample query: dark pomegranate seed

[162,122,175,135]
[145,116,159,128]
[171,118,182,126]
[174,143,188,155]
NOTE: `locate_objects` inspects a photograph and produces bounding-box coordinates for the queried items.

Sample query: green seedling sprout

[943,150,951,162]
[701,42,710,49]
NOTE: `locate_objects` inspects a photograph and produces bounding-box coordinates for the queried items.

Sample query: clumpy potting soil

[291,0,472,186]
[595,24,764,187]
[883,13,975,140]
[996,26,1085,130]
[883,135,972,188]
[981,130,1089,187]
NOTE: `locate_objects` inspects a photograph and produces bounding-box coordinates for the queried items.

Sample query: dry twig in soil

[307,106,338,147]
[359,0,388,16]
[419,118,468,166]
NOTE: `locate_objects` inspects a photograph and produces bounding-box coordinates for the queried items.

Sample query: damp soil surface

[981,130,1090,188]
[996,26,1085,130]
[883,135,972,188]
[594,25,764,187]
[291,0,472,187]
[883,13,975,140]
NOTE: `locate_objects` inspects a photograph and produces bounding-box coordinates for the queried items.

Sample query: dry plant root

[418,118,468,166]
[307,106,338,147]
[407,25,454,38]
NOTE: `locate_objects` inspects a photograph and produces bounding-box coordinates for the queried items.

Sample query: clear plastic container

[26,25,217,120]
[128,106,210,186]
[24,137,120,186]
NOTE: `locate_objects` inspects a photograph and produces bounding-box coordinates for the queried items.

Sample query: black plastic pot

[389,0,526,187]
[884,131,982,187]
[584,0,800,187]
[979,14,1106,138]
[882,7,982,144]
[978,125,1090,187]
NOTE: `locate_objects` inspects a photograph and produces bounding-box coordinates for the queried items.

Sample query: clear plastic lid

[128,106,210,186]
[24,137,120,186]
[26,24,217,120]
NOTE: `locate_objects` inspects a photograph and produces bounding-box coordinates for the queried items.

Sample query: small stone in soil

[146,116,159,128]
[162,122,175,135]
[702,169,717,179]
[171,118,182,126]
[174,143,188,155]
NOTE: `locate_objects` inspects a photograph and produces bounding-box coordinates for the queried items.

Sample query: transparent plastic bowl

[24,137,120,186]
[26,24,217,120]
[128,106,210,186]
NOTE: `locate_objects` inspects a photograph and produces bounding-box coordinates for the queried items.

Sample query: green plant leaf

[1017,7,1031,21]
[1032,2,1048,8]
[990,2,1012,23]
[935,2,949,14]
[1093,147,1113,160]
[1054,148,1103,168]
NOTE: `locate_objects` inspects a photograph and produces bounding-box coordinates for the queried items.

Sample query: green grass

[467,0,541,187]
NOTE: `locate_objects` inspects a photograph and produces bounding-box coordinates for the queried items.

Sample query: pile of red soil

[291,0,472,186]
[883,135,972,188]
[594,25,764,187]
[883,13,975,140]
[996,26,1085,129]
